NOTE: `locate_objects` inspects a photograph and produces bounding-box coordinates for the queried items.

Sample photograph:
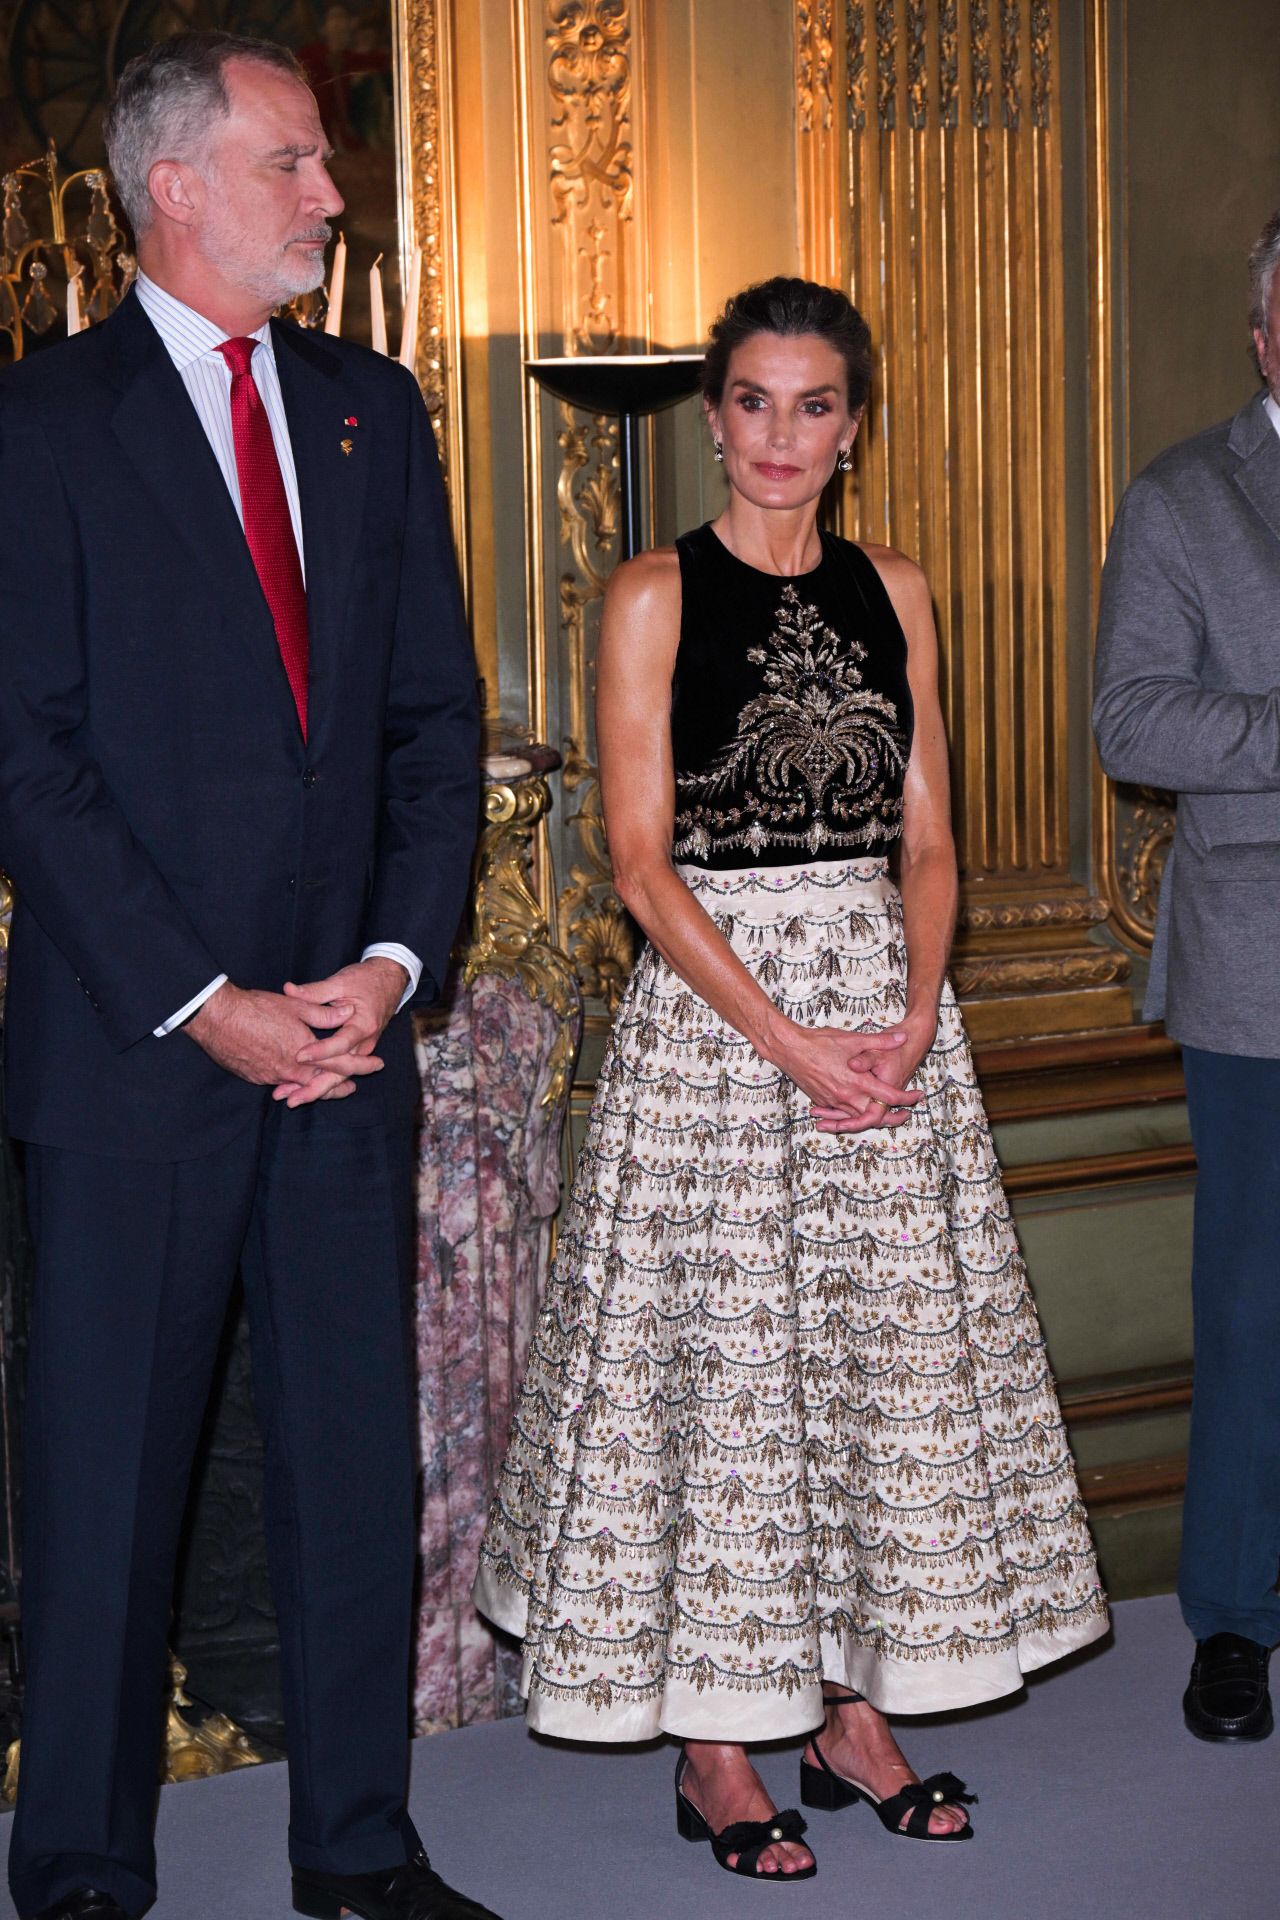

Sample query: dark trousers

[1180,1045,1280,1648]
[7,1107,421,1918]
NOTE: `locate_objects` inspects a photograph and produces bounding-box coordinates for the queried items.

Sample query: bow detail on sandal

[676,1757,817,1880]
[800,1732,976,1840]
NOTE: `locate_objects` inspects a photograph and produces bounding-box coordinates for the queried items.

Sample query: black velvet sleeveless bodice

[671,523,914,869]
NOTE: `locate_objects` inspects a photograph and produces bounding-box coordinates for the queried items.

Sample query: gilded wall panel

[517,0,652,1022]
[802,0,1133,1038]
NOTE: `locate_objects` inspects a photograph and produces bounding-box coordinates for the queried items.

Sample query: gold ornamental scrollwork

[540,0,642,1019]
[950,950,1130,998]
[797,2,837,134]
[546,0,634,355]
[464,775,582,1111]
[847,3,868,129]
[959,896,1111,934]
[1115,789,1176,935]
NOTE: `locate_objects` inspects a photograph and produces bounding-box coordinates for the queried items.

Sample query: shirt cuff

[361,943,421,1013]
[154,973,228,1038]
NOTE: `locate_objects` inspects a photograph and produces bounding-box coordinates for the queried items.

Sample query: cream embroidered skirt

[473,859,1108,1741]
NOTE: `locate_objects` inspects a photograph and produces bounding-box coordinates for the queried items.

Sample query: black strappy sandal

[800,1727,976,1841]
[675,1755,817,1882]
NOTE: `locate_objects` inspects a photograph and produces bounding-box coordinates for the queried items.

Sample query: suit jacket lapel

[1230,392,1280,550]
[271,318,369,746]
[104,292,291,712]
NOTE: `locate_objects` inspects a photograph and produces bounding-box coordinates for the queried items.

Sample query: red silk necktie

[216,336,309,737]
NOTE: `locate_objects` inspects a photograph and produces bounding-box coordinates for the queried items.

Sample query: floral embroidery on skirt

[473,859,1108,1741]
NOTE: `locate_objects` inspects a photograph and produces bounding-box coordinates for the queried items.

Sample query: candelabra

[0,147,134,361]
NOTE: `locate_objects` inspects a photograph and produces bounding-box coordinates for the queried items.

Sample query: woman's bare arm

[596,551,919,1125]
[812,546,958,1127]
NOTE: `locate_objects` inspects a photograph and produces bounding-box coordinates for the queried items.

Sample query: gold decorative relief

[939,2,960,125]
[876,2,897,128]
[465,774,583,1111]
[797,2,837,133]
[970,0,992,127]
[847,2,869,130]
[906,2,927,128]
[1115,790,1176,934]
[999,1,1021,129]
[535,0,645,1020]
[959,896,1111,934]
[546,0,634,353]
[396,0,465,565]
[1031,0,1053,127]
[163,1657,269,1782]
[951,951,1130,998]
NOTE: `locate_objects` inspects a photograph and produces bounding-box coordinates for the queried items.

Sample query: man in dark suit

[1094,209,1280,1753]
[0,32,494,1920]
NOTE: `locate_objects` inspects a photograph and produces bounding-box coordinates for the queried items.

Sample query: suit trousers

[1180,1045,1280,1648]
[7,1104,422,1918]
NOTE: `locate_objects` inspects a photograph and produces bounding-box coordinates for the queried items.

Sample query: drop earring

[713,438,724,462]
[837,447,853,472]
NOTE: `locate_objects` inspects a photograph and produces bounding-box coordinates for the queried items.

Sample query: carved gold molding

[797,2,841,283]
[950,949,1130,998]
[464,773,582,1109]
[516,0,647,1018]
[396,0,467,577]
[546,0,635,353]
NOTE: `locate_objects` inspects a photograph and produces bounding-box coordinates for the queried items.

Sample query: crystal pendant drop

[21,260,57,334]
[2,176,29,267]
[86,174,116,254]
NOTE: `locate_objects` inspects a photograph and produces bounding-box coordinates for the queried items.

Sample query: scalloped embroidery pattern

[477,861,1107,1733]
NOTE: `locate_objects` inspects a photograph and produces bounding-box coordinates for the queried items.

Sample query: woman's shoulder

[839,537,931,621]
[604,545,681,610]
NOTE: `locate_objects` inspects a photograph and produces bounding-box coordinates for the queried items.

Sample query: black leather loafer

[29,1892,130,1920]
[1183,1631,1274,1742]
[292,1848,502,1920]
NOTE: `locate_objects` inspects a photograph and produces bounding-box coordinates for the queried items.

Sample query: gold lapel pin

[340,438,354,456]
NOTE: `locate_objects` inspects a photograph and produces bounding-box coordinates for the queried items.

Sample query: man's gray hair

[103,31,306,237]
[1248,209,1280,375]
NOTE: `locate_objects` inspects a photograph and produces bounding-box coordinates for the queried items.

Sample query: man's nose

[314,165,345,218]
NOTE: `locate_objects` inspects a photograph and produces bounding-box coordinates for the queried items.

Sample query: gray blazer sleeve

[1092,474,1280,793]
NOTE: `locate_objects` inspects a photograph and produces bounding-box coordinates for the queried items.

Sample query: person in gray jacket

[1093,208,1280,1747]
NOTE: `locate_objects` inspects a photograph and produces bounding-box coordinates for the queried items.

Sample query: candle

[65,265,83,336]
[369,253,387,355]
[398,245,422,371]
[323,232,346,335]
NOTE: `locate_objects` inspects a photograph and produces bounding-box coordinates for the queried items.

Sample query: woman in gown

[474,277,1108,1882]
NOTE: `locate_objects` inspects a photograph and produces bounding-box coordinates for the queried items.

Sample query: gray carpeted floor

[2,1594,1276,1919]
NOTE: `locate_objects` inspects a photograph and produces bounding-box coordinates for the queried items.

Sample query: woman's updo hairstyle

[701,276,873,414]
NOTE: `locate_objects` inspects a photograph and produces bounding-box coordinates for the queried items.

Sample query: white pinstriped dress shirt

[133,272,420,1035]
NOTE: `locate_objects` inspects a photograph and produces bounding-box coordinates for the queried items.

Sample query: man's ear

[146,159,200,230]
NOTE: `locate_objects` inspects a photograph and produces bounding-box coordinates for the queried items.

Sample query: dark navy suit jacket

[0,289,479,1159]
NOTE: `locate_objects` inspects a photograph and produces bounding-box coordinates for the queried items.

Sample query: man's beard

[201,207,332,309]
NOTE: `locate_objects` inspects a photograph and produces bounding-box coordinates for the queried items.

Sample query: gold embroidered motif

[674,585,909,860]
